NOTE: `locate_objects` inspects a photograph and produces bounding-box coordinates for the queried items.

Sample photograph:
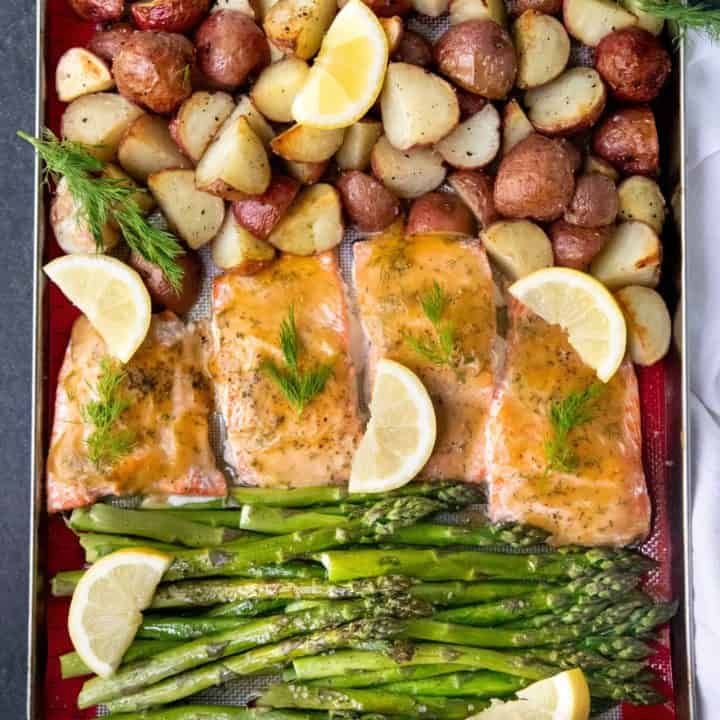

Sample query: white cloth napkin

[685,32,720,720]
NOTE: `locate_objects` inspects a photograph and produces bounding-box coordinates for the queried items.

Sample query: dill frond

[406,282,457,366]
[637,0,720,40]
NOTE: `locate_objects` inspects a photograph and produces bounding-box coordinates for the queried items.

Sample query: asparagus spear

[304,664,474,688]
[50,570,84,597]
[384,522,549,548]
[69,505,243,548]
[79,532,180,562]
[206,598,288,617]
[578,635,655,659]
[519,647,647,678]
[409,580,551,606]
[379,670,530,698]
[316,547,654,582]
[588,676,665,705]
[105,707,323,720]
[258,683,487,719]
[102,618,404,713]
[137,615,253,640]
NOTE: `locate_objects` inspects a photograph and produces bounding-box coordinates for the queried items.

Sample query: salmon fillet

[485,298,651,546]
[210,252,362,486]
[353,233,496,481]
[47,313,226,513]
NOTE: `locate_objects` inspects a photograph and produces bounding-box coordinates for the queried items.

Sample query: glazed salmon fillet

[354,233,496,481]
[210,252,362,486]
[47,313,226,512]
[485,298,651,546]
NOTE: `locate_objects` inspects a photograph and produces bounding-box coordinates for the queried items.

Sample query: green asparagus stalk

[78,533,182,562]
[102,618,404,713]
[137,615,253,640]
[379,670,530,698]
[519,647,647,678]
[588,676,665,705]
[409,580,550,606]
[50,570,84,597]
[578,635,655,659]
[70,505,244,547]
[206,598,288,617]
[105,706,324,720]
[384,522,550,548]
[258,683,487,719]
[139,495,242,510]
[304,664,474,688]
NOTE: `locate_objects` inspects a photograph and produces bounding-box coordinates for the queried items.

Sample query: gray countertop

[0,1,37,716]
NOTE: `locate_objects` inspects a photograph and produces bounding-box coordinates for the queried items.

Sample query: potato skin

[564,172,618,227]
[360,0,412,16]
[556,138,581,173]
[195,11,270,91]
[434,20,517,100]
[407,192,476,236]
[456,89,486,118]
[232,175,301,240]
[393,30,433,67]
[549,220,611,269]
[69,0,124,21]
[592,106,659,176]
[493,133,575,221]
[88,24,134,62]
[595,28,670,103]
[113,32,195,114]
[129,249,202,314]
[506,0,561,18]
[131,0,212,33]
[336,171,401,233]
[448,169,498,229]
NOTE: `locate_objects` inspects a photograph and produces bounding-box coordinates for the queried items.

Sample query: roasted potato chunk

[562,0,637,47]
[615,285,671,366]
[448,169,499,229]
[226,95,276,146]
[336,171,401,233]
[407,192,476,236]
[502,98,533,155]
[584,153,619,181]
[212,207,277,273]
[494,133,575,221]
[264,0,337,59]
[564,172,618,228]
[617,175,666,233]
[285,159,328,185]
[69,0,124,21]
[393,30,433,67]
[435,20,517,99]
[250,58,310,122]
[336,120,383,171]
[371,136,446,198]
[412,0,449,16]
[271,125,346,163]
[338,0,412,16]
[56,48,114,103]
[456,90,487,119]
[87,24,134,62]
[169,91,235,162]
[212,0,258,16]
[482,219,553,279]
[435,104,500,169]
[450,0,506,26]
[131,0,212,32]
[232,174,301,239]
[549,220,610,269]
[380,17,405,54]
[592,106,659,176]
[507,0,560,16]
[513,10,570,89]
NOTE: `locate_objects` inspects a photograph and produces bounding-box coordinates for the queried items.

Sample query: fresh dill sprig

[261,306,334,414]
[544,383,603,474]
[406,281,457,366]
[17,129,184,291]
[82,358,135,469]
[637,0,720,40]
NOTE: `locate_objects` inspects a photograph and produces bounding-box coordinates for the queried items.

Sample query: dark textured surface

[0,0,36,716]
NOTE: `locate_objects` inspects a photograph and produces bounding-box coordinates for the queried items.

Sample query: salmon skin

[353,233,496,481]
[210,252,362,487]
[485,298,651,546]
[46,313,226,512]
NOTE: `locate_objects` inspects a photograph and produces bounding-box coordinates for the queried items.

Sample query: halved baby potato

[563,0,636,46]
[482,219,553,280]
[267,183,344,254]
[335,119,383,171]
[590,220,662,289]
[271,124,346,163]
[502,98,534,155]
[524,67,606,136]
[617,175,666,233]
[148,169,226,249]
[513,10,570,90]
[263,0,337,59]
[170,91,235,163]
[448,169,499,229]
[449,0,506,25]
[56,47,114,102]
[435,104,500,170]
[251,58,310,122]
[407,192,476,236]
[371,135,446,198]
[212,207,277,273]
[615,285,671,366]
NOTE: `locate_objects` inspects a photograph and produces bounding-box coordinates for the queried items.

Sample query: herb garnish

[544,383,603,474]
[261,306,334,414]
[406,281,457,366]
[83,358,135,469]
[18,129,185,291]
[638,0,720,40]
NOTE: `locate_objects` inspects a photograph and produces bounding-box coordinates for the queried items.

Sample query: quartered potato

[406,192,476,236]
[449,0,506,26]
[592,106,659,176]
[549,220,611,270]
[448,169,499,229]
[615,285,671,366]
[513,11,570,90]
[118,114,193,182]
[271,124,346,163]
[564,172,618,228]
[435,103,500,170]
[524,67,606,136]
[263,0,337,59]
[336,171,401,233]
[482,219,553,280]
[169,91,236,162]
[148,169,225,249]
[212,207,277,273]
[617,175,666,233]
[502,98,534,155]
[232,174,301,239]
[284,158,328,184]
[56,48,114,102]
[380,63,460,151]
[590,220,662,289]
[371,136,446,198]
[226,95,276,147]
[251,58,310,122]
[335,120,383,171]
[562,0,637,46]
[267,184,344,254]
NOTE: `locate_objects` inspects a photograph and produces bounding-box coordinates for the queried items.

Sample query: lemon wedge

[349,359,436,493]
[509,267,627,382]
[44,254,151,363]
[292,0,389,129]
[468,669,591,720]
[68,548,172,678]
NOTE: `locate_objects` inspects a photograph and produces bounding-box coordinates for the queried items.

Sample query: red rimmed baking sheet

[37,1,682,718]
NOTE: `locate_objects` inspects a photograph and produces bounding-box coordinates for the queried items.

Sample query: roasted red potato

[456,90,487,118]
[407,192,476,236]
[556,139,582,173]
[393,30,433,67]
[506,0,561,17]
[564,172,618,227]
[434,20,517,100]
[232,175,301,239]
[131,0,212,32]
[592,106,659,176]
[595,27,670,102]
[69,0,124,21]
[88,24,134,62]
[195,10,270,91]
[549,219,611,269]
[336,171,401,233]
[339,0,412,15]
[129,248,202,314]
[448,169,499,229]
[493,133,575,221]
[113,32,194,114]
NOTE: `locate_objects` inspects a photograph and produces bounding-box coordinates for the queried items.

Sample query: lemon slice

[468,669,591,720]
[44,254,151,363]
[292,0,389,129]
[349,359,436,493]
[68,548,172,678]
[509,267,627,382]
